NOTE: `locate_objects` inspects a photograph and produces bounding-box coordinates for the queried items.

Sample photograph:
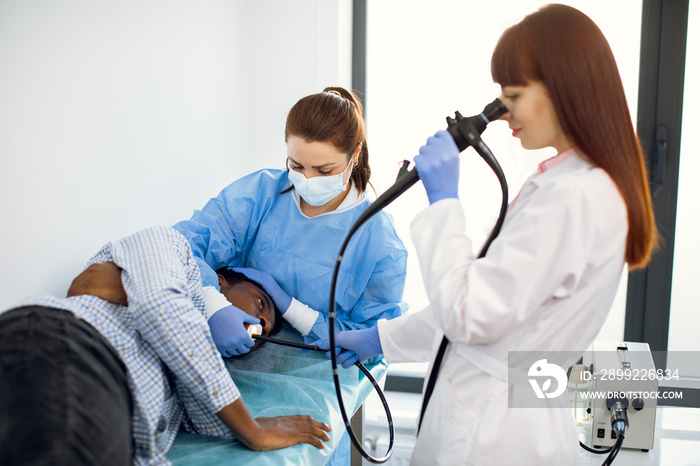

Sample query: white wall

[0,0,352,310]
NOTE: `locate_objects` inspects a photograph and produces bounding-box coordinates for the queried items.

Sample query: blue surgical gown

[173,169,408,342]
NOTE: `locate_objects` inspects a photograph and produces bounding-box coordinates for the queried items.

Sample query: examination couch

[168,323,387,465]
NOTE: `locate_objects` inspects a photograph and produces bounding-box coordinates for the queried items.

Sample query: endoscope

[327,98,508,463]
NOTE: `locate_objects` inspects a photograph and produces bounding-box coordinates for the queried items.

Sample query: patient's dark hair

[216,268,283,335]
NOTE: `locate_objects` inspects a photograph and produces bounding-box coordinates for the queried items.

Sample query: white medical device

[580,341,658,451]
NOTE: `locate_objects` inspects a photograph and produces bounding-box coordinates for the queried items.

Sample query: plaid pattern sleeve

[18,226,240,463]
[107,227,240,412]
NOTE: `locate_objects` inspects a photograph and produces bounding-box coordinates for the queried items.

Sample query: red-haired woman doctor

[314,5,657,465]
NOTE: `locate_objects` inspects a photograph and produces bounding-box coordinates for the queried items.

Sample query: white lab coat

[378,151,628,465]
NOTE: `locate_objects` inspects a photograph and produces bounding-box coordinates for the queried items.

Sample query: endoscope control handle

[395,160,411,182]
[394,159,420,189]
[358,161,419,223]
[346,99,506,251]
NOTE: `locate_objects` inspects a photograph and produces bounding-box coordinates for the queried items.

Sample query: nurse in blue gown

[174,87,408,358]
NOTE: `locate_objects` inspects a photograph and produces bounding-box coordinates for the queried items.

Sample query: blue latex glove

[413,129,461,204]
[208,304,260,357]
[231,267,292,313]
[311,327,383,369]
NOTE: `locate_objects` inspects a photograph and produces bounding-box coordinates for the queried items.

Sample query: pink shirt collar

[537,149,577,175]
[508,149,579,213]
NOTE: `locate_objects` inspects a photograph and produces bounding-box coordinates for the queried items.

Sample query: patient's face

[218,276,276,353]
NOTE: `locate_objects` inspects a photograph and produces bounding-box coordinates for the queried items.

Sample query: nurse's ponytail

[285,87,371,193]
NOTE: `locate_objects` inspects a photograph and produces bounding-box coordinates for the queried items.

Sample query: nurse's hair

[491,4,657,269]
[285,86,371,193]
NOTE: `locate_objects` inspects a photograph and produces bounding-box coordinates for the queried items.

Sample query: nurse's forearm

[216,398,331,451]
[282,298,319,336]
[284,298,403,340]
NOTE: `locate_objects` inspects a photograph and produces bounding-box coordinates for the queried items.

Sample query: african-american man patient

[0,226,329,466]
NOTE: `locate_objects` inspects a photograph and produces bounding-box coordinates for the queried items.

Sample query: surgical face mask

[288,159,354,207]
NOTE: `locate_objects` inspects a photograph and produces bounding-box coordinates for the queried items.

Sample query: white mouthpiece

[247,324,263,337]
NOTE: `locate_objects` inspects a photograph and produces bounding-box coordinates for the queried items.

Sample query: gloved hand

[311,327,383,369]
[413,130,461,204]
[231,267,292,313]
[208,304,260,357]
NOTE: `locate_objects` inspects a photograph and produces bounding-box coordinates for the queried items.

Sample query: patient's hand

[67,262,128,306]
[217,399,331,451]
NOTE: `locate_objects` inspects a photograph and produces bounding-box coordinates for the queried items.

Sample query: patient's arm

[67,262,128,306]
[217,398,331,450]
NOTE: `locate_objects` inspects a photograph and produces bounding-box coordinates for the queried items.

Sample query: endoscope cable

[578,423,626,465]
[325,100,507,463]
[252,334,395,461]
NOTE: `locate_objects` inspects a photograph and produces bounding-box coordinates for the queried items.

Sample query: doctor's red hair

[491,4,657,268]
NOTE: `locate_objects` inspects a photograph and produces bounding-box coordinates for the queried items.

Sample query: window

[365,1,643,378]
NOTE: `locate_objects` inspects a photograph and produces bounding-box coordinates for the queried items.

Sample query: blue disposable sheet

[168,323,387,465]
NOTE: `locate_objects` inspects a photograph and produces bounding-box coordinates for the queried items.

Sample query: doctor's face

[499,81,572,154]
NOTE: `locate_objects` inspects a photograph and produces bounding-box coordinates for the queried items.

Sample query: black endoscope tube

[252,334,394,450]
[327,99,507,462]
[327,232,395,463]
[417,123,508,433]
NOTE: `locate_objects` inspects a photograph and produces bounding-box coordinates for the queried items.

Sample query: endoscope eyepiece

[446,98,507,152]
[482,98,508,122]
